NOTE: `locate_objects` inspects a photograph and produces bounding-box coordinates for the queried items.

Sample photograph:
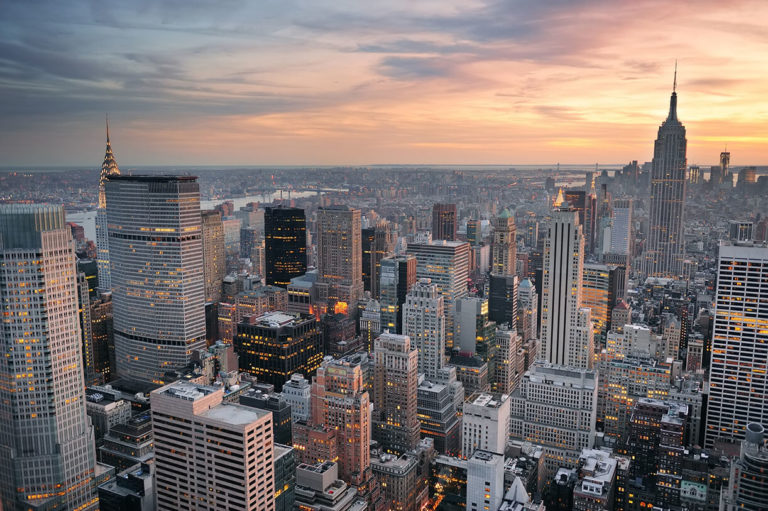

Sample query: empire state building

[643,74,687,278]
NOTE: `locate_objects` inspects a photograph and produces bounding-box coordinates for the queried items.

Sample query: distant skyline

[1,0,767,166]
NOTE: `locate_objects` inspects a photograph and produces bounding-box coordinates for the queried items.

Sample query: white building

[403,278,445,379]
[454,296,487,355]
[540,198,593,369]
[0,204,98,510]
[609,198,632,256]
[466,450,505,511]
[462,391,511,459]
[509,362,597,478]
[106,175,206,383]
[151,382,274,511]
[705,244,768,448]
[282,373,312,423]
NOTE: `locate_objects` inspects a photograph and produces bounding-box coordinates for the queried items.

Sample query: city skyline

[2,1,768,166]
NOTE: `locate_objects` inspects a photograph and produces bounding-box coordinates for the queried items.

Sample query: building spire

[666,62,679,123]
[98,116,120,208]
[673,59,677,92]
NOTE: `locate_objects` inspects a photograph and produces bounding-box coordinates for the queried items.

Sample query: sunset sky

[1,0,766,167]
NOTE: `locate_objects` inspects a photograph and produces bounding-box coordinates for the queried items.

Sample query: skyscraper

[106,175,207,383]
[373,332,421,454]
[316,206,363,309]
[403,278,445,379]
[96,118,120,293]
[407,240,470,348]
[265,206,307,288]
[705,244,768,448]
[488,209,519,328]
[642,76,688,278]
[540,195,594,369]
[151,382,275,511]
[581,263,618,338]
[361,222,394,298]
[235,312,323,392]
[608,198,633,256]
[720,150,731,186]
[0,204,98,510]
[308,355,374,489]
[379,255,418,335]
[491,209,517,276]
[432,203,457,241]
[201,209,226,303]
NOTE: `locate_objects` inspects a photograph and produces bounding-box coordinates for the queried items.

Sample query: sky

[0,0,767,167]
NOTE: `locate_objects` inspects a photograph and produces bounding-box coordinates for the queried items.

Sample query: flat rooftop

[107,174,197,182]
[467,391,507,408]
[161,381,217,401]
[200,403,270,425]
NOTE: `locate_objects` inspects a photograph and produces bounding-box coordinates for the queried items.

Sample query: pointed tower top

[98,117,120,208]
[666,62,679,123]
[553,187,565,208]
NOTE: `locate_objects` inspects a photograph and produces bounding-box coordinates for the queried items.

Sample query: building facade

[0,204,98,510]
[106,175,207,383]
[316,206,363,308]
[403,278,445,379]
[265,206,307,288]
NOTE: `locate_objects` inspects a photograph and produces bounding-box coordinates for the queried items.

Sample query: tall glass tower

[0,204,97,510]
[643,77,687,278]
[106,175,206,383]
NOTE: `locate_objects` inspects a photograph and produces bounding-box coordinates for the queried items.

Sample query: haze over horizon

[1,0,767,167]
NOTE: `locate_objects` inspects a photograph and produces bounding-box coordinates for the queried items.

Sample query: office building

[491,326,523,395]
[359,298,382,353]
[417,378,461,455]
[361,222,394,298]
[491,209,517,276]
[265,206,307,288]
[316,205,363,309]
[293,462,368,511]
[540,195,594,369]
[517,278,538,341]
[235,312,323,392]
[99,411,154,471]
[572,449,618,511]
[432,203,457,241]
[582,263,618,338]
[462,392,510,459]
[467,451,505,511]
[722,423,768,511]
[705,244,768,448]
[96,119,120,292]
[609,198,633,256]
[98,462,155,511]
[403,278,445,379]
[241,388,293,446]
[151,382,274,511]
[509,362,597,477]
[407,240,470,348]
[274,444,296,511]
[379,254,418,334]
[282,373,312,422]
[201,209,226,303]
[106,175,206,383]
[466,218,482,245]
[371,449,430,511]
[642,79,688,278]
[450,352,490,394]
[307,355,374,488]
[0,204,98,510]
[373,333,421,454]
[729,220,753,243]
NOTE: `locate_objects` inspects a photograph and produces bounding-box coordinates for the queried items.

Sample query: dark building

[565,189,596,253]
[488,274,518,328]
[361,223,394,298]
[77,258,99,299]
[97,463,155,511]
[99,412,155,471]
[274,444,296,511]
[432,203,457,241]
[322,312,361,358]
[265,206,307,288]
[380,255,418,335]
[239,226,260,259]
[234,311,323,392]
[240,388,293,445]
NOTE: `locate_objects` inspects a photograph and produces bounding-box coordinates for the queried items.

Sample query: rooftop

[467,391,508,408]
[107,174,197,182]
[161,381,217,401]
[199,403,270,425]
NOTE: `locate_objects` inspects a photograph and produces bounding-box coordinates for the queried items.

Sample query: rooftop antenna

[673,60,677,92]
[106,113,110,142]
